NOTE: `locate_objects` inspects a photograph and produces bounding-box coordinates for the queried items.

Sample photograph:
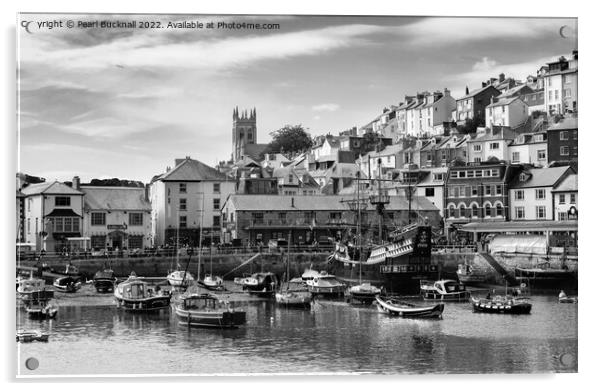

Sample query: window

[535,189,546,200]
[471,186,479,197]
[554,90,559,100]
[27,218,30,234]
[434,173,444,181]
[484,186,491,196]
[536,206,546,220]
[213,198,221,210]
[560,131,569,140]
[252,212,264,224]
[55,196,70,206]
[129,212,143,226]
[483,170,491,177]
[489,142,499,150]
[129,235,143,249]
[179,198,187,211]
[515,190,524,200]
[448,205,456,218]
[491,169,499,177]
[467,171,474,178]
[495,185,502,195]
[91,212,106,226]
[473,144,482,152]
[179,183,187,193]
[515,207,525,219]
[459,187,466,197]
[548,91,553,101]
[453,187,459,198]
[425,187,435,197]
[450,171,459,179]
[213,216,220,227]
[563,89,571,98]
[570,194,576,204]
[179,215,187,228]
[560,146,569,156]
[35,218,38,234]
[64,218,72,232]
[213,183,220,193]
[537,150,546,160]
[27,199,31,212]
[472,205,479,217]
[558,212,568,221]
[91,235,106,249]
[459,205,466,218]
[512,152,520,163]
[329,212,342,220]
[458,171,466,178]
[496,204,504,217]
[559,194,566,204]
[485,204,492,217]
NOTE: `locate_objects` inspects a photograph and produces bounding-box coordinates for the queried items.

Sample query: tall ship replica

[328,161,439,294]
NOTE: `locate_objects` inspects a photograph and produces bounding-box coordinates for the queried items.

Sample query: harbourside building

[81,185,152,251]
[220,194,441,246]
[547,117,578,166]
[150,157,236,247]
[20,179,84,252]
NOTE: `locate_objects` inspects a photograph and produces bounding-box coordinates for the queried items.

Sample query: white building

[415,167,448,217]
[485,97,529,129]
[551,173,578,221]
[261,153,291,169]
[150,157,236,246]
[508,132,548,166]
[508,166,575,221]
[466,128,516,163]
[20,180,84,252]
[543,52,578,115]
[81,186,152,251]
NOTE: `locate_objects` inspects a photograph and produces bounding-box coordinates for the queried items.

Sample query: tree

[360,131,385,154]
[267,124,313,156]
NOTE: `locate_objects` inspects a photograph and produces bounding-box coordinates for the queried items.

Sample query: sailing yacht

[201,245,224,290]
[276,234,312,308]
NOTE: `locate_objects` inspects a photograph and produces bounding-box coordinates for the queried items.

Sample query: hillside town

[16,51,578,256]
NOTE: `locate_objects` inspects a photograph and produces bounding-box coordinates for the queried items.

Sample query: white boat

[174,287,246,328]
[53,276,82,293]
[305,271,346,297]
[276,241,313,309]
[348,283,381,304]
[17,276,54,302]
[420,279,471,302]
[202,274,224,290]
[375,295,444,318]
[16,330,50,343]
[167,270,195,288]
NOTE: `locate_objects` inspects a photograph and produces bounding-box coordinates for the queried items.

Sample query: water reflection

[16,295,577,375]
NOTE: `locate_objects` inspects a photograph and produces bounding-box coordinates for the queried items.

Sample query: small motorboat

[16,330,49,343]
[242,272,279,297]
[471,296,532,314]
[24,299,59,319]
[348,283,381,304]
[167,270,195,288]
[275,290,313,308]
[201,274,224,291]
[17,276,54,302]
[114,273,172,312]
[305,271,346,298]
[558,290,578,303]
[174,287,246,328]
[420,279,471,302]
[456,263,487,284]
[53,276,82,293]
[93,269,117,292]
[375,295,444,318]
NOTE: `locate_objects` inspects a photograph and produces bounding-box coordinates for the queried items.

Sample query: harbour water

[16,294,577,376]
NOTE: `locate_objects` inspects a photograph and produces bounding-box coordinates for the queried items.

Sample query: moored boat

[93,269,117,292]
[471,296,532,314]
[16,330,50,343]
[17,276,54,302]
[114,273,172,312]
[242,272,279,296]
[374,295,444,318]
[275,289,313,308]
[201,274,224,291]
[167,270,195,288]
[456,263,487,285]
[420,279,471,302]
[305,271,346,297]
[348,283,381,304]
[174,288,246,328]
[53,276,82,293]
[558,290,578,303]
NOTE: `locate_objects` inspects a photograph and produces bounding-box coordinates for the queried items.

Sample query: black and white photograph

[9,2,587,381]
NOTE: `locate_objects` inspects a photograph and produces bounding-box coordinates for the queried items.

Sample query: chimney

[499,73,505,82]
[291,197,295,208]
[443,88,451,97]
[482,82,487,88]
[465,86,470,95]
[572,50,578,60]
[72,176,80,190]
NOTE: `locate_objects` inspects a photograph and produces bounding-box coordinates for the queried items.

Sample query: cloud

[472,57,498,72]
[312,103,340,112]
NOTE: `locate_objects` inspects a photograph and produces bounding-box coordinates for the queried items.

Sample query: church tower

[231,106,257,161]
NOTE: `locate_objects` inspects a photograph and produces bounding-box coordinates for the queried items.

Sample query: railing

[431,244,478,253]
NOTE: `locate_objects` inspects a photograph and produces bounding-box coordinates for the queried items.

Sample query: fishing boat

[374,295,444,318]
[242,272,279,297]
[305,271,346,298]
[201,274,224,290]
[53,276,82,293]
[114,273,172,312]
[93,268,117,292]
[17,275,54,302]
[174,288,246,328]
[276,236,313,308]
[16,330,50,343]
[471,296,532,314]
[456,263,487,285]
[24,299,59,319]
[420,279,471,302]
[167,269,195,288]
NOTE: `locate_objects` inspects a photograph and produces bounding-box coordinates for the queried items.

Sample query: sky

[17,14,578,183]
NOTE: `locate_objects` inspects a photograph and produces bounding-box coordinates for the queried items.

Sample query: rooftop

[82,186,151,211]
[548,117,578,131]
[20,181,84,196]
[510,166,573,189]
[460,220,577,233]
[159,158,233,182]
[552,173,578,192]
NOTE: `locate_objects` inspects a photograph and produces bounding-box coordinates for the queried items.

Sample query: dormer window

[519,173,528,182]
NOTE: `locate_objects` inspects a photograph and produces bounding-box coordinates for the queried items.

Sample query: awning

[489,235,548,255]
[45,209,81,217]
[460,220,577,233]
